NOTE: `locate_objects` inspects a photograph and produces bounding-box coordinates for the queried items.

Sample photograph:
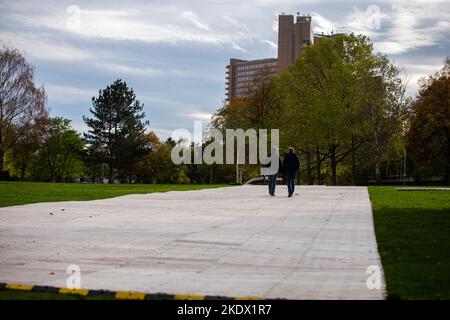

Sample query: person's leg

[269,175,273,195]
[291,171,297,194]
[268,175,275,195]
[273,174,277,195]
[287,173,293,196]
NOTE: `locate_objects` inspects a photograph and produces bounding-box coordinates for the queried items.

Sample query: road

[0,185,385,299]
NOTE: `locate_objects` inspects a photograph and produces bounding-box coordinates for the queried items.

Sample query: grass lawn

[0,181,229,208]
[368,186,450,300]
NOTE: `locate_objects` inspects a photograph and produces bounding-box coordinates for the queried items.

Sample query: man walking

[282,147,300,197]
[262,147,282,196]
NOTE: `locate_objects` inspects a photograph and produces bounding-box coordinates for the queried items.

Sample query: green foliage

[83,79,150,183]
[8,118,47,180]
[215,34,411,185]
[277,34,409,185]
[136,136,190,184]
[406,58,449,184]
[37,117,85,181]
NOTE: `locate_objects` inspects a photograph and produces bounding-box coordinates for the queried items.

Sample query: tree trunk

[446,128,450,186]
[316,147,321,185]
[447,140,450,186]
[330,144,337,186]
[21,166,26,181]
[306,151,312,185]
[210,167,213,184]
[351,136,356,186]
[374,129,382,185]
[99,163,104,183]
[0,143,4,180]
[109,170,114,184]
[109,159,114,184]
[92,166,96,183]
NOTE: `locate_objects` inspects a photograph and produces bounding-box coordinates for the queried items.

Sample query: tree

[0,44,47,179]
[406,58,449,184]
[9,115,49,180]
[39,117,85,182]
[83,79,150,183]
[135,134,189,184]
[277,34,409,185]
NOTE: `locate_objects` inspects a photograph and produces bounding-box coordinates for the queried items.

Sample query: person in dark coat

[282,147,300,197]
[262,148,283,196]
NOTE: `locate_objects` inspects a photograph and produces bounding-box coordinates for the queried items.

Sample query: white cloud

[262,40,278,50]
[152,128,175,140]
[344,3,450,55]
[44,84,96,104]
[1,0,448,125]
[224,16,250,31]
[272,20,278,33]
[70,121,90,134]
[184,111,212,121]
[181,11,210,31]
[0,31,92,62]
[9,6,253,52]
[311,12,335,35]
[95,62,164,77]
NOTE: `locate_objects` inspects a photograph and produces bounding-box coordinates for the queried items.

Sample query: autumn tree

[406,58,449,184]
[0,44,47,179]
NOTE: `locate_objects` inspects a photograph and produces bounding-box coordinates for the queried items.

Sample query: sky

[1,0,449,139]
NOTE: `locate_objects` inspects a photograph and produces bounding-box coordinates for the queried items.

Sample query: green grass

[368,186,450,300]
[0,182,228,208]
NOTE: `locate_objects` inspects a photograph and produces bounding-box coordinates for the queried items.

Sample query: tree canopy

[83,79,150,183]
[406,58,449,184]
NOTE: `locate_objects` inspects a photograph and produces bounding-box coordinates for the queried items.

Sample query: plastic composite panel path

[0,185,385,299]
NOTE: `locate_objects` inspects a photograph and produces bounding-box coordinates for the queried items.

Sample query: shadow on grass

[373,206,450,300]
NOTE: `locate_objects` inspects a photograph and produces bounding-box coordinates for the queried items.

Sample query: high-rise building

[278,13,314,72]
[226,58,278,101]
[226,13,314,102]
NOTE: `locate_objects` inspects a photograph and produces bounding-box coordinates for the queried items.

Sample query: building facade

[278,14,314,72]
[226,58,278,101]
[226,13,314,102]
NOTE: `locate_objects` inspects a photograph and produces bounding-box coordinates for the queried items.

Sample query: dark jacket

[276,157,283,175]
[262,154,283,175]
[283,152,300,175]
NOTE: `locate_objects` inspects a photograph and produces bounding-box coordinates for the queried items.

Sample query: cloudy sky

[1,0,449,139]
